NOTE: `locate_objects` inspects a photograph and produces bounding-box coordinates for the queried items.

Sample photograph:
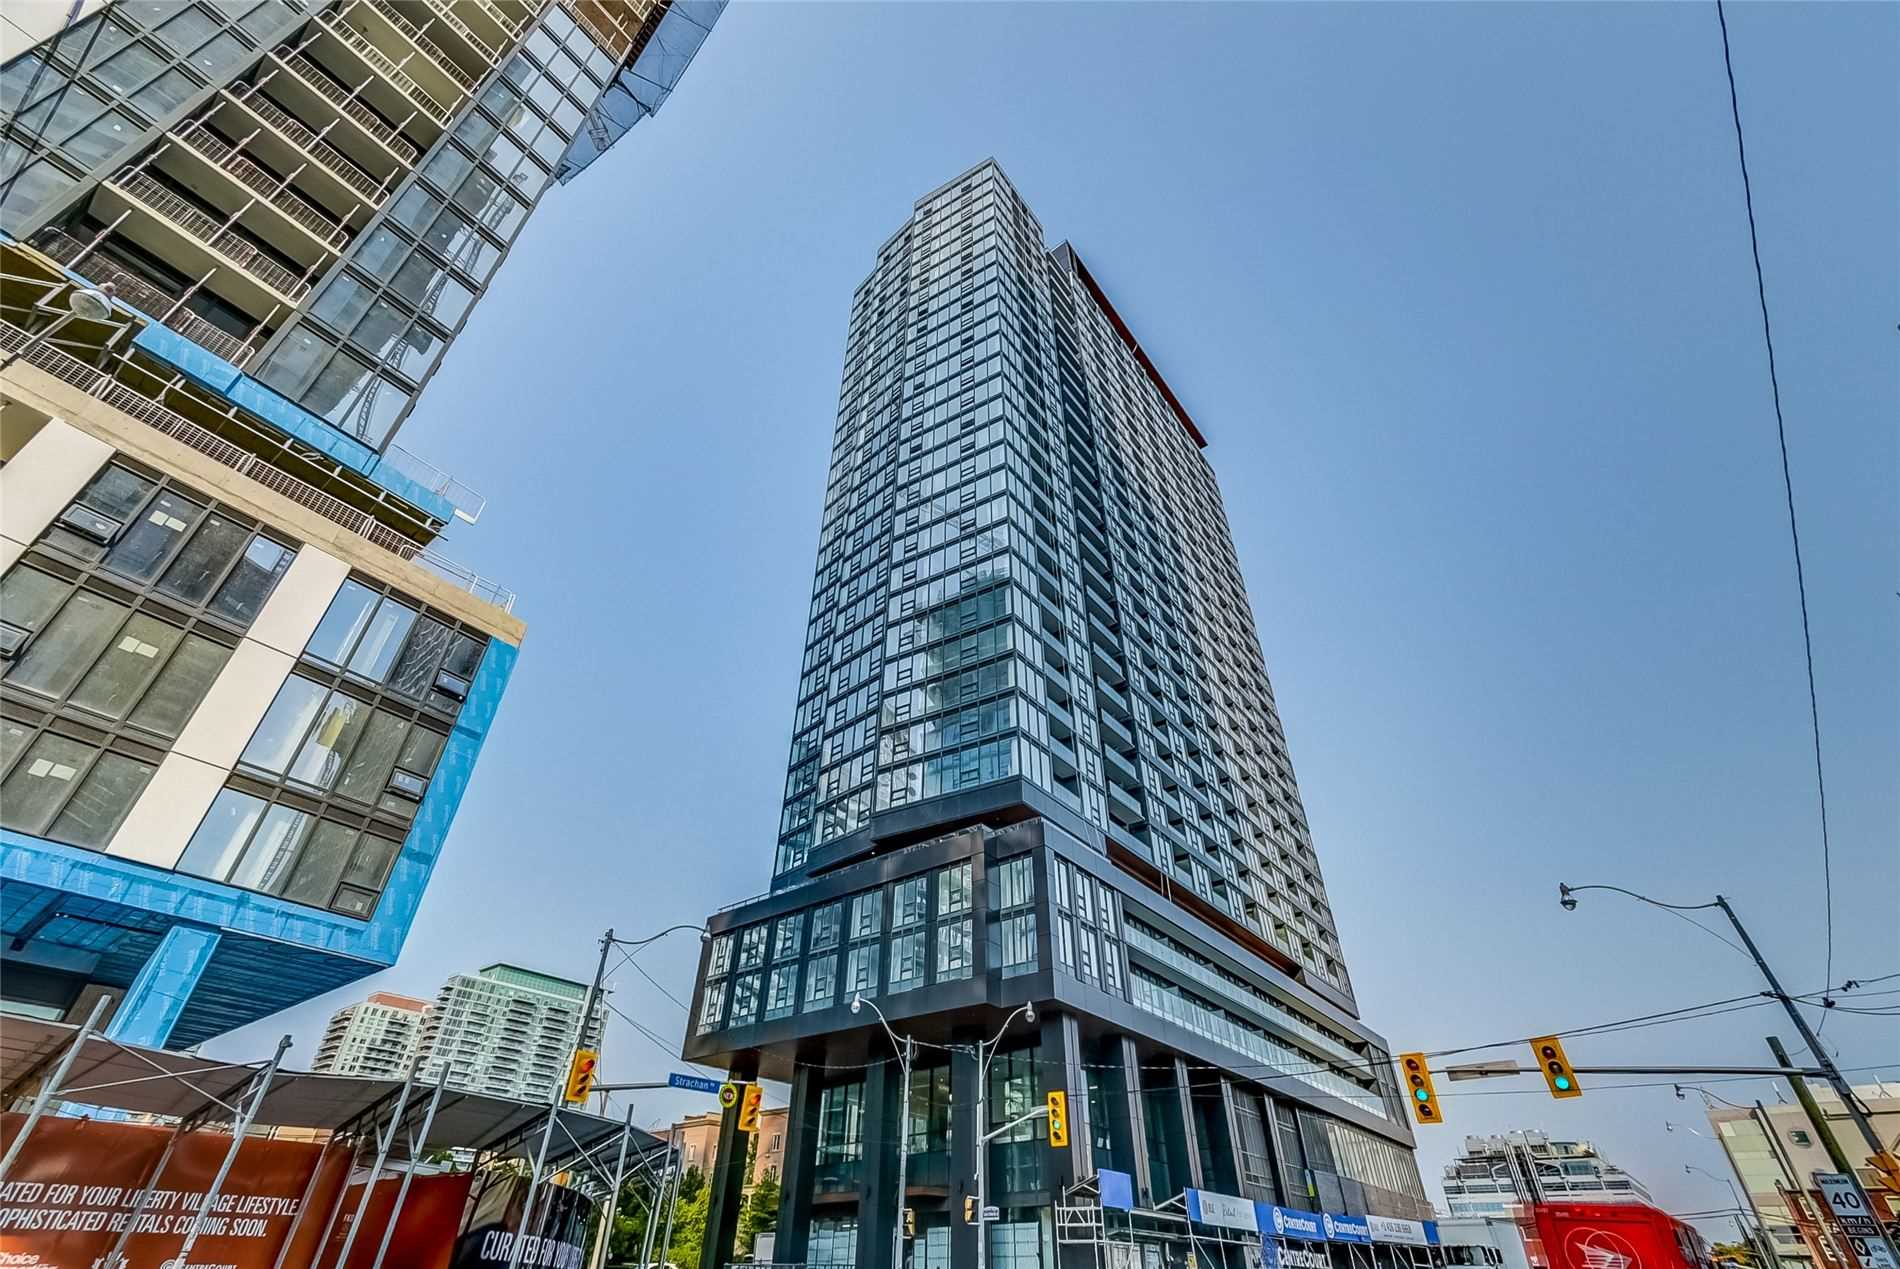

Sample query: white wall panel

[247,546,347,657]
[105,753,229,869]
[0,418,110,572]
[172,640,293,771]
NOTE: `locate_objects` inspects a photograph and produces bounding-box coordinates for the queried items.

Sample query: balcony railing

[364,0,480,89]
[110,171,312,302]
[172,123,351,249]
[0,319,417,558]
[319,13,453,123]
[35,229,256,365]
[278,52,422,162]
[224,88,389,205]
[463,0,526,41]
[416,0,501,64]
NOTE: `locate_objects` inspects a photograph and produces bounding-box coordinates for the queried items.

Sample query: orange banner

[0,1111,464,1269]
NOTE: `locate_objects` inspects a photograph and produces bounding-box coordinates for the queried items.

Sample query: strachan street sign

[668,1072,723,1094]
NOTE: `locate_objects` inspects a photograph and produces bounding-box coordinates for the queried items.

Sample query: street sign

[668,1073,722,1094]
[1815,1173,1899,1269]
[982,1205,1001,1223]
[718,1082,741,1108]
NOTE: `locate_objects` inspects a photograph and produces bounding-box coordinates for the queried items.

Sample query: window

[737,924,767,970]
[845,943,879,1000]
[302,579,487,716]
[803,952,836,1011]
[995,855,1033,909]
[888,929,925,993]
[706,933,733,977]
[696,979,726,1034]
[728,973,760,1026]
[892,875,927,928]
[850,890,881,940]
[773,913,803,961]
[937,860,972,914]
[936,918,973,981]
[0,731,153,848]
[176,787,402,916]
[765,965,797,1020]
[999,913,1037,977]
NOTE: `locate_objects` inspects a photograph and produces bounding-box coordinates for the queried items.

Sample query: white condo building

[417,963,605,1102]
[1442,1132,1652,1216]
[312,993,430,1078]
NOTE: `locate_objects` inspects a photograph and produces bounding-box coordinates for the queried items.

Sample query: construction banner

[450,1169,598,1269]
[0,1111,345,1268]
[314,1170,475,1269]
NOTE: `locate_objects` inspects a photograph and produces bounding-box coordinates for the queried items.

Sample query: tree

[675,1165,706,1205]
[737,1172,781,1256]
[607,1173,657,1264]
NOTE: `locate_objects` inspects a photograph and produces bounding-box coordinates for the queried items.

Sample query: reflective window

[178,786,403,916]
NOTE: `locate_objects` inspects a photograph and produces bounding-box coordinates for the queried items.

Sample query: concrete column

[857,1050,899,1269]
[774,1062,821,1263]
[104,925,220,1048]
[949,1030,981,1269]
[1037,1012,1091,1190]
[699,1053,758,1269]
[1170,1055,1205,1194]
[1208,1076,1246,1195]
[1099,1035,1153,1206]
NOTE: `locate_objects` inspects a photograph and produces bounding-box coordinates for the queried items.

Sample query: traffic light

[1397,1053,1441,1125]
[563,1049,599,1104]
[1529,1035,1582,1098]
[1046,1090,1070,1149]
[738,1082,763,1133]
[904,1208,917,1238]
[964,1196,978,1225]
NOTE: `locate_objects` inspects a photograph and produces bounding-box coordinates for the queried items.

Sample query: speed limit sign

[1815,1173,1899,1269]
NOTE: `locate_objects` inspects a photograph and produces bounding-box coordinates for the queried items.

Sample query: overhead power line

[1713,0,1835,1014]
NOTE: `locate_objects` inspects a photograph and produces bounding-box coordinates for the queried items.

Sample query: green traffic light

[1555,1076,1572,1091]
[1415,1088,1431,1103]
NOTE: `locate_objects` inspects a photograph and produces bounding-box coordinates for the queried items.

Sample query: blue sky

[219,0,1898,1222]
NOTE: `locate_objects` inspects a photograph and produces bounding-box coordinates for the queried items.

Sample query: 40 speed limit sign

[1814,1172,1899,1269]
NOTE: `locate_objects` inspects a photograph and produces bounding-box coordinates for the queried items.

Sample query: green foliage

[665,1178,711,1268]
[676,1165,706,1204]
[738,1172,781,1254]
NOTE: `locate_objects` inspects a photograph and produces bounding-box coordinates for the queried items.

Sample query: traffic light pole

[1561,885,1898,1266]
[510,927,614,1269]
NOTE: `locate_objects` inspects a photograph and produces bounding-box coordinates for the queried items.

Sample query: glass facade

[1,460,298,850]
[770,161,1349,998]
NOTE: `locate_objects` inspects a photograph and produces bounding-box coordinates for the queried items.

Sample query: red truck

[1521,1201,1716,1269]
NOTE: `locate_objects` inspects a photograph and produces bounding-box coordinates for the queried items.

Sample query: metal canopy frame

[0,1015,663,1269]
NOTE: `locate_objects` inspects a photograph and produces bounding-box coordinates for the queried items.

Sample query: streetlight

[0,282,117,373]
[1560,883,1897,1267]
[972,1002,1034,1269]
[853,994,915,1269]
[1686,1164,1773,1269]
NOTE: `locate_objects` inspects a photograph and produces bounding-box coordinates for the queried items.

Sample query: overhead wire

[1713,0,1836,1019]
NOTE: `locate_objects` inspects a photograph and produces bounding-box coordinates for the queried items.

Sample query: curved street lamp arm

[1559,882,1723,912]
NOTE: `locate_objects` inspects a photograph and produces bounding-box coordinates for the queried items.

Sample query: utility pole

[1561,884,1899,1266]
[1765,1035,1899,1269]
[511,927,614,1269]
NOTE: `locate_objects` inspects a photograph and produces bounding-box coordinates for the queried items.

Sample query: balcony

[456,0,526,45]
[167,123,351,257]
[358,0,485,98]
[34,229,257,366]
[215,87,392,211]
[99,171,312,310]
[412,0,502,65]
[272,51,421,167]
[315,11,454,126]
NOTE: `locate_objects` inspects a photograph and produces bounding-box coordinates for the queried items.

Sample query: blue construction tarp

[555,0,727,184]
